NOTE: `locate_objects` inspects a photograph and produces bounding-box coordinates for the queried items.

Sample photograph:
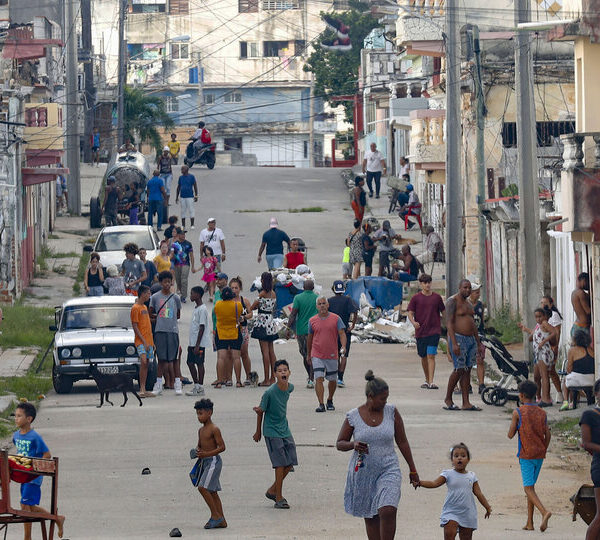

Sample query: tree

[303,2,378,122]
[124,86,174,156]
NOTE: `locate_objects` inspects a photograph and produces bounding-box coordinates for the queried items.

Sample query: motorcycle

[184,140,216,169]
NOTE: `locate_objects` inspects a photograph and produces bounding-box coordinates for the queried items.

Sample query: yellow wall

[575,37,600,133]
[23,103,64,150]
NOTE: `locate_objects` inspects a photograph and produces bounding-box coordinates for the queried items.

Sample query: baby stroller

[480,334,529,407]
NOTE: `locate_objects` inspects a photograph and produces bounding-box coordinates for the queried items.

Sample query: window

[128,43,164,61]
[263,0,299,9]
[132,3,166,13]
[239,0,258,12]
[171,42,189,60]
[224,137,242,151]
[240,41,259,58]
[501,121,575,148]
[166,96,179,113]
[294,40,306,56]
[263,40,289,57]
[204,94,215,104]
[303,140,308,159]
[223,91,242,103]
[169,0,188,14]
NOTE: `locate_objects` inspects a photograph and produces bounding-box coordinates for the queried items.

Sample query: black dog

[89,364,142,408]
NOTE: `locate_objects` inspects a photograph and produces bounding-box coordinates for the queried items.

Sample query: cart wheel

[481,386,495,405]
[494,388,508,407]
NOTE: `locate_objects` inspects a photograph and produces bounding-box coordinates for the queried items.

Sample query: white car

[87,225,160,270]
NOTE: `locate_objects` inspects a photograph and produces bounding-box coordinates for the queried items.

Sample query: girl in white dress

[418,443,492,539]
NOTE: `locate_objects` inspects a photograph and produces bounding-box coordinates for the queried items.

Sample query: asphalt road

[10,167,588,539]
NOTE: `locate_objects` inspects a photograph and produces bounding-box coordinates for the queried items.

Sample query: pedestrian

[164,215,179,244]
[127,189,140,225]
[156,146,174,206]
[283,238,305,270]
[571,272,591,338]
[201,246,218,301]
[561,330,595,410]
[443,279,482,411]
[407,274,445,390]
[153,240,173,274]
[138,247,158,287]
[55,170,67,214]
[186,286,211,397]
[399,184,421,228]
[210,272,228,341]
[92,127,101,166]
[287,279,318,388]
[579,378,600,540]
[351,176,367,221]
[229,277,253,386]
[469,283,487,395]
[199,218,226,270]
[190,399,227,529]
[362,223,376,276]
[518,307,554,407]
[253,359,297,510]
[84,252,104,296]
[149,271,182,395]
[540,295,563,402]
[341,238,351,279]
[373,220,400,277]
[348,219,364,280]
[168,133,180,164]
[307,296,346,412]
[507,380,552,532]
[171,228,195,303]
[251,272,278,386]
[400,156,410,177]
[418,443,492,539]
[213,286,243,388]
[102,176,120,226]
[130,285,155,398]
[414,224,444,265]
[257,217,290,270]
[362,142,387,199]
[395,245,419,281]
[121,243,147,296]
[328,280,358,388]
[146,169,166,231]
[13,402,65,540]
[336,371,420,538]
[59,167,69,210]
[103,265,126,295]
[176,165,198,230]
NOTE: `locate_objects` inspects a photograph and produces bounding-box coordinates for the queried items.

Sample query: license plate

[98,366,119,375]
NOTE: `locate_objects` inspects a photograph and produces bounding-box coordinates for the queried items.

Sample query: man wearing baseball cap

[257,217,290,270]
[199,218,226,271]
[327,280,358,388]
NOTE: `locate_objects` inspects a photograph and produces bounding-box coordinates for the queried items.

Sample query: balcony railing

[409,109,446,166]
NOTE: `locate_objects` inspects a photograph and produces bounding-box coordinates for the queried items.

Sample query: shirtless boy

[571,272,591,338]
[444,279,482,411]
[191,399,227,529]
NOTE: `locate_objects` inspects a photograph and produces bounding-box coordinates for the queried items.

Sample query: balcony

[395,0,444,57]
[24,103,64,151]
[409,109,445,170]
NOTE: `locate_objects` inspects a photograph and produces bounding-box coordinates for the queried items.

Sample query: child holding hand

[418,442,491,539]
[201,246,218,301]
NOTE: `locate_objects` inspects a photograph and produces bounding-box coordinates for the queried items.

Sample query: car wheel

[52,364,73,394]
[90,196,102,228]
[145,359,158,391]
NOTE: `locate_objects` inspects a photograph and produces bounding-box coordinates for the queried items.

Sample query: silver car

[87,225,160,270]
[50,296,157,394]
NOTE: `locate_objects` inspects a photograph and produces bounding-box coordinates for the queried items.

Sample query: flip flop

[274,498,290,509]
[258,381,271,387]
[428,384,439,390]
[420,383,429,389]
[462,405,482,411]
[236,382,243,388]
[214,381,226,389]
[443,404,460,411]
[265,491,277,502]
[225,380,233,387]
[204,517,225,529]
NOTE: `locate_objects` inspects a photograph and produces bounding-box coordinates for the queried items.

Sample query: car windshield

[95,230,156,252]
[60,305,132,331]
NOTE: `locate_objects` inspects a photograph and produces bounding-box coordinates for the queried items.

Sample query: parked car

[49,296,157,394]
[85,225,160,270]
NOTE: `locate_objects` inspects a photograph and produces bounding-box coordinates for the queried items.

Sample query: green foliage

[488,304,522,344]
[124,86,174,156]
[0,305,54,349]
[73,252,90,294]
[304,3,378,122]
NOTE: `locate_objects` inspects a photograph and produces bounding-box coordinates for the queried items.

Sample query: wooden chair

[0,450,60,540]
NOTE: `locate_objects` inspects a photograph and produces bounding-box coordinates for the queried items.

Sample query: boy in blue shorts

[507,380,552,532]
[13,402,65,539]
[253,359,297,509]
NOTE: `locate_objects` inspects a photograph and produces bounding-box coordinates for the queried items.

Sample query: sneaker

[559,400,570,411]
[191,225,195,230]
[556,391,564,403]
[315,403,326,413]
[186,384,205,396]
[151,381,163,396]
[337,379,345,388]
[306,379,314,389]
[174,379,183,395]
[326,400,335,411]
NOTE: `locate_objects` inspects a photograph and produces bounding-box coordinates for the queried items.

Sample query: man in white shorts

[175,165,198,230]
[307,296,347,413]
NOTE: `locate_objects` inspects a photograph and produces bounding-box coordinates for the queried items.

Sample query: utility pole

[65,0,81,214]
[472,26,488,302]
[117,0,127,146]
[81,0,95,164]
[445,0,463,296]
[308,74,314,167]
[514,0,543,357]
[197,52,203,122]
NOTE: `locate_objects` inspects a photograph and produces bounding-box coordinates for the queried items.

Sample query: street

[11,166,589,539]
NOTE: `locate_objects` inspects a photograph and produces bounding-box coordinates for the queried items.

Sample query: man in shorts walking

[175,165,198,230]
[149,271,182,395]
[187,286,211,396]
[307,296,347,412]
[407,274,445,390]
[131,285,156,397]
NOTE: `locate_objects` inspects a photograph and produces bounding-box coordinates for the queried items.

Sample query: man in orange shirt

[131,285,155,398]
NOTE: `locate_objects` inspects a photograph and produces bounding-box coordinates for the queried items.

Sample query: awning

[22,167,69,187]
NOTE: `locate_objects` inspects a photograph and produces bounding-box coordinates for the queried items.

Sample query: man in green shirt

[287,279,318,388]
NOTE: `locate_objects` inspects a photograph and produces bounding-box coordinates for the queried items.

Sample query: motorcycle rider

[191,121,212,157]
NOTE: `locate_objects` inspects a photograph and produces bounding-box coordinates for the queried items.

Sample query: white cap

[163,146,170,152]
[269,217,278,228]
[207,217,216,223]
